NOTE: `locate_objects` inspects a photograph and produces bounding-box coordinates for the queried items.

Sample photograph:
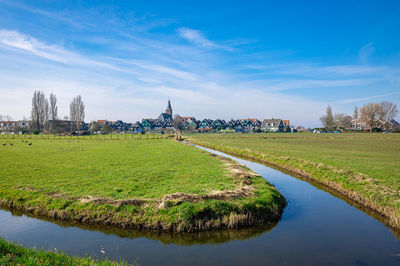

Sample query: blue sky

[0,0,399,127]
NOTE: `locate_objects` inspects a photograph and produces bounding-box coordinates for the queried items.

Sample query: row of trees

[320,101,398,132]
[320,106,353,131]
[31,91,85,133]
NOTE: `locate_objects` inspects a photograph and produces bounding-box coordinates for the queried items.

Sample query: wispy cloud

[0,29,66,62]
[358,42,375,64]
[337,91,400,104]
[177,27,233,51]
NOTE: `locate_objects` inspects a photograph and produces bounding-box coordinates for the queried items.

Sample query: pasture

[0,238,122,266]
[0,137,284,232]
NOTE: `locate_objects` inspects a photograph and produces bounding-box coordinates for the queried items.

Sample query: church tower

[166,99,172,116]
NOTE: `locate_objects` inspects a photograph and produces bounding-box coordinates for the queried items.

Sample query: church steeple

[166,99,172,116]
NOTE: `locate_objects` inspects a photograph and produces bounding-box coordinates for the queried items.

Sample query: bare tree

[360,103,380,133]
[334,113,352,129]
[43,100,49,130]
[343,116,352,129]
[0,115,13,121]
[378,101,398,122]
[31,91,49,132]
[320,105,335,131]
[70,95,85,131]
[49,93,58,132]
[353,106,358,120]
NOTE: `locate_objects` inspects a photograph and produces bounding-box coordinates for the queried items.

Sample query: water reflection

[2,207,278,245]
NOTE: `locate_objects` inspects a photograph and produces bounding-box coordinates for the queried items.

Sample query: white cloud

[337,91,400,104]
[0,30,66,62]
[177,27,232,51]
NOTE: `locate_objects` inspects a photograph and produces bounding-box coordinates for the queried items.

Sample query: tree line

[30,91,85,133]
[320,101,398,132]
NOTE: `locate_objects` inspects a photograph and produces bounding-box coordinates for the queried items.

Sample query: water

[1,145,399,265]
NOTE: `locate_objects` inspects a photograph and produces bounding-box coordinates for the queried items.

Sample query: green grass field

[188,133,400,229]
[0,238,124,266]
[0,138,284,232]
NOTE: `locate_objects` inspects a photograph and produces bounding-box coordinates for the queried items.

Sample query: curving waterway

[1,145,400,265]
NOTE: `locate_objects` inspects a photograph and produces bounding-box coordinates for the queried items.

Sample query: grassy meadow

[0,137,284,232]
[188,133,400,229]
[0,238,124,266]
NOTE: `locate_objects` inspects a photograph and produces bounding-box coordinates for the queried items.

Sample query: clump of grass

[0,238,125,265]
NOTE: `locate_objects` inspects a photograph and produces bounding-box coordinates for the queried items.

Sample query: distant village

[0,100,293,134]
[1,99,399,134]
[95,100,294,134]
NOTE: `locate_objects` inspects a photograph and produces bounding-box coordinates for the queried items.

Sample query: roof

[97,120,107,125]
[262,119,282,127]
[198,119,214,127]
[214,119,226,124]
[158,113,172,121]
[141,119,157,126]
[183,116,196,121]
[241,118,258,122]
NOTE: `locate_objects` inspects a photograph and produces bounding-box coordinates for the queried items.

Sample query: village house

[93,120,133,133]
[134,121,143,131]
[390,119,400,129]
[230,119,244,131]
[183,117,199,130]
[172,115,198,130]
[213,119,227,130]
[172,115,185,129]
[262,118,285,132]
[351,117,368,130]
[198,119,215,131]
[351,117,396,131]
[179,120,190,130]
[141,119,156,131]
[110,120,134,131]
[241,119,262,132]
[282,120,290,127]
[0,120,31,133]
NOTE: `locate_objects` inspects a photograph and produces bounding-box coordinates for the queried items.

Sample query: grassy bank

[0,138,284,232]
[0,238,122,265]
[187,133,400,230]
